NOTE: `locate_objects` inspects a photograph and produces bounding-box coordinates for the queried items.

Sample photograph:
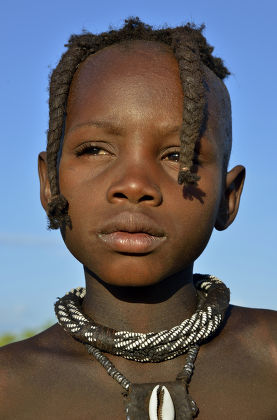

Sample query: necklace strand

[85,343,200,392]
[55,274,230,362]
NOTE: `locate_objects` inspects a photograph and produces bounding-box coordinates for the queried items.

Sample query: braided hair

[46,17,230,229]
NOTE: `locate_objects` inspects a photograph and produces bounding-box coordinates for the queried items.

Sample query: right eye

[75,144,110,157]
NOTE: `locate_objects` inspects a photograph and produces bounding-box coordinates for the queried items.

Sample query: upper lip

[98,211,166,237]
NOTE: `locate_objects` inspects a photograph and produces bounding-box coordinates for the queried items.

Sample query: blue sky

[1,0,276,334]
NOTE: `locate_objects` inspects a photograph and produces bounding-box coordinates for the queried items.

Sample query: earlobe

[215,165,246,231]
[38,151,52,211]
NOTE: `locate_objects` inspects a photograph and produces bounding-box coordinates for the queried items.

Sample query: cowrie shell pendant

[124,382,198,419]
[149,385,175,420]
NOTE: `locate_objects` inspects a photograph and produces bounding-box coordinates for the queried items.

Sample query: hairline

[60,42,232,173]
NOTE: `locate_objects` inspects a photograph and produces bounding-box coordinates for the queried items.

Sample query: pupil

[169,153,179,161]
[89,147,99,154]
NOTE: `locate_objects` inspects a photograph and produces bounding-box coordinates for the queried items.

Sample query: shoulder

[0,324,80,418]
[222,305,277,372]
[193,305,277,418]
[0,332,43,380]
[0,326,111,419]
[205,305,277,385]
[0,323,85,377]
[0,332,43,417]
[228,305,277,341]
[0,324,59,370]
[0,326,55,391]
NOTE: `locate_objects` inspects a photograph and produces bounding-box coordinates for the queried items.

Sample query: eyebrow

[158,125,181,136]
[67,120,182,137]
[67,120,124,135]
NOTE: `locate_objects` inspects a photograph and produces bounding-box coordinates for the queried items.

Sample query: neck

[82,266,197,333]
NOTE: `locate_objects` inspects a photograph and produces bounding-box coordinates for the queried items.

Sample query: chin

[101,268,162,288]
[85,257,168,288]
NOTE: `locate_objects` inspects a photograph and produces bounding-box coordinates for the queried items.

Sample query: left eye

[163,151,180,162]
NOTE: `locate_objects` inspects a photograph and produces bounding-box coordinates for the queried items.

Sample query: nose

[106,164,163,206]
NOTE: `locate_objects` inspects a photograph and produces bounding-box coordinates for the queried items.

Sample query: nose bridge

[106,148,162,206]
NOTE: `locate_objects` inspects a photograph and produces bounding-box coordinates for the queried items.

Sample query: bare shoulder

[222,305,277,369]
[0,332,43,417]
[0,324,62,373]
[0,324,88,419]
[0,326,57,403]
[190,305,277,419]
[228,304,277,339]
[0,325,123,419]
[0,322,86,378]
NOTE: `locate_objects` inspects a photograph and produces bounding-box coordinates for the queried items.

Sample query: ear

[215,165,246,231]
[38,151,51,211]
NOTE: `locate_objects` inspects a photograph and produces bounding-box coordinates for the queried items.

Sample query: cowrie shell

[149,385,175,420]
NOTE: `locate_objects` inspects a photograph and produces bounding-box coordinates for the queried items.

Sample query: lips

[97,212,166,253]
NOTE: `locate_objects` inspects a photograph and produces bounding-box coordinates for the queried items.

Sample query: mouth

[97,212,167,254]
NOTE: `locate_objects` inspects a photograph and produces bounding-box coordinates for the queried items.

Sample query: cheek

[170,178,222,256]
[59,159,105,213]
[59,159,89,196]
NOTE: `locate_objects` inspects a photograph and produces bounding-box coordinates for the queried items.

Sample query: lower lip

[98,232,166,253]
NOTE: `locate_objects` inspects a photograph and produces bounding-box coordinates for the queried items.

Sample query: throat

[82,268,198,333]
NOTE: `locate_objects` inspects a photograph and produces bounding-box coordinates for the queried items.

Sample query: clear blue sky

[1,0,276,334]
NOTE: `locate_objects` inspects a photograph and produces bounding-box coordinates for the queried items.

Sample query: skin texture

[0,42,276,419]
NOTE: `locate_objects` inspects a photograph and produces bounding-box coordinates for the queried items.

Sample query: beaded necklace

[55,274,230,419]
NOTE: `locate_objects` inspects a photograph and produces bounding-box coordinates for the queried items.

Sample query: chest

[14,360,277,420]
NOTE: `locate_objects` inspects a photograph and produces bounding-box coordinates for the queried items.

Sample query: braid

[171,31,206,185]
[46,17,230,229]
[47,45,89,229]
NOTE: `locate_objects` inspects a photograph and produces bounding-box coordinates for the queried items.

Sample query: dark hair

[46,17,230,229]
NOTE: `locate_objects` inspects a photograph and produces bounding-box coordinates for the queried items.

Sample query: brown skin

[1,42,276,419]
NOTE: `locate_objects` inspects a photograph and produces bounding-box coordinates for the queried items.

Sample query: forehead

[67,41,183,126]
[70,40,179,88]
[66,41,231,157]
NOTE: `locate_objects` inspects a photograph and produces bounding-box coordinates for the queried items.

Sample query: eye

[75,143,110,157]
[162,149,201,167]
[163,150,180,162]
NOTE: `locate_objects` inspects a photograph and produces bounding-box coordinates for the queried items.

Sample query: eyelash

[75,144,109,157]
[163,150,180,162]
[75,144,200,165]
[163,150,199,165]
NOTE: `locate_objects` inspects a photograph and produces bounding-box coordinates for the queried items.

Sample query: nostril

[138,195,154,202]
[113,192,128,199]
[108,184,162,206]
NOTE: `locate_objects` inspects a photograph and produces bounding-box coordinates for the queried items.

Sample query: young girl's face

[55,41,230,287]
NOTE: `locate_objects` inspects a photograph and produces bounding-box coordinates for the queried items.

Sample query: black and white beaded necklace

[55,274,230,419]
